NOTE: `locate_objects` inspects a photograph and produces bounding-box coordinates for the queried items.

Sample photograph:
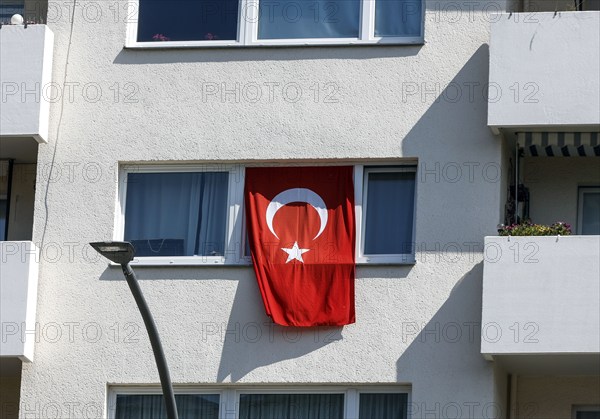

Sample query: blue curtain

[258,0,360,39]
[359,393,407,419]
[375,0,422,37]
[364,171,415,255]
[124,172,228,257]
[239,394,344,419]
[114,394,219,419]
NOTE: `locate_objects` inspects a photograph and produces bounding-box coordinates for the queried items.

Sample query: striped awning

[518,132,600,157]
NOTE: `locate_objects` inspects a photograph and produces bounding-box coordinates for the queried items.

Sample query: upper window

[117,164,416,265]
[127,0,424,47]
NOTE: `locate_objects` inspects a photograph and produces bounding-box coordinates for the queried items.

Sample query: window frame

[125,0,425,48]
[572,405,600,419]
[355,165,417,264]
[116,163,417,266]
[576,186,600,235]
[108,385,412,419]
[115,164,245,266]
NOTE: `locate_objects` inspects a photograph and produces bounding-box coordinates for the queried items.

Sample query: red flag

[245,167,355,327]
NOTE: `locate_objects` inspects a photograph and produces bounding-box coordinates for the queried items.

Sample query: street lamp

[90,241,179,419]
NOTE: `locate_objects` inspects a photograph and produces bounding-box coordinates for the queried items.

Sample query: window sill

[124,37,425,49]
[107,258,416,267]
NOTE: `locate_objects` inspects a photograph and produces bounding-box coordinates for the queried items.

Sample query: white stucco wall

[516,376,600,419]
[488,11,600,129]
[19,1,509,417]
[0,25,54,142]
[523,157,600,228]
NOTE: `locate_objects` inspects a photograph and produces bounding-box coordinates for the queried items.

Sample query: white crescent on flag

[265,188,328,240]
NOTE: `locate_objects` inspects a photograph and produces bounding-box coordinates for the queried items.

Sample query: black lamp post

[90,241,179,419]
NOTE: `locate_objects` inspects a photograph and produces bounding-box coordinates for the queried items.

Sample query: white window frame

[108,385,412,419]
[125,0,424,48]
[115,164,246,266]
[116,162,416,266]
[355,165,417,264]
[577,186,600,235]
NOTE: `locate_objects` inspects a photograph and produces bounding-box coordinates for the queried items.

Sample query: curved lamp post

[90,241,179,419]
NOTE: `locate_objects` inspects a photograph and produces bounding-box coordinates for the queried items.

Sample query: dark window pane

[577,412,600,419]
[581,192,600,235]
[124,172,229,257]
[239,393,344,419]
[364,171,415,255]
[115,394,220,419]
[137,0,239,42]
[375,0,422,37]
[258,0,360,39]
[0,0,24,24]
[359,393,408,419]
[0,199,7,241]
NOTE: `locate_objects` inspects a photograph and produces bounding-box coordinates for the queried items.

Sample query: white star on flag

[281,242,310,263]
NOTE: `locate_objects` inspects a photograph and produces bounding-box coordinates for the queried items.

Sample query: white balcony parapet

[0,24,54,142]
[488,12,600,130]
[481,235,600,358]
[0,241,39,362]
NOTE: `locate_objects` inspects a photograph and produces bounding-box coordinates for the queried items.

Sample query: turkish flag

[245,166,355,327]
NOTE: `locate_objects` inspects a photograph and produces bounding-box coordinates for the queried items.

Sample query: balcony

[0,241,39,362]
[488,11,600,131]
[481,236,599,372]
[0,24,54,143]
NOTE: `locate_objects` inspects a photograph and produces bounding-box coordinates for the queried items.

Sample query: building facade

[1,0,599,418]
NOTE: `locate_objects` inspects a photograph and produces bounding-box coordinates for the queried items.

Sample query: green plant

[498,221,572,236]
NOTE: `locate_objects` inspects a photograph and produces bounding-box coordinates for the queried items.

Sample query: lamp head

[90,241,135,265]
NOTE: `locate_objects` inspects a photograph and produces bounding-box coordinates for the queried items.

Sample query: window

[126,0,424,47]
[109,387,410,419]
[118,163,416,265]
[0,160,12,241]
[577,187,600,235]
[0,0,24,24]
[359,166,416,262]
[114,394,220,419]
[574,406,600,419]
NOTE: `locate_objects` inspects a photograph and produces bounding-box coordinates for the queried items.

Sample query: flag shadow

[216,273,343,383]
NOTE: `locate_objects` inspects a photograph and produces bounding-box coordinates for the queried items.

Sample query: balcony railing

[481,235,600,358]
[0,241,39,362]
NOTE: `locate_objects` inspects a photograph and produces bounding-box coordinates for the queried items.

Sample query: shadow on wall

[113,45,423,65]
[215,273,342,382]
[396,263,494,415]
[401,44,500,245]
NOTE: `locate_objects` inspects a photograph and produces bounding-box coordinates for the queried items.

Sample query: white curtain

[114,394,219,419]
[359,393,407,419]
[124,172,228,256]
[239,394,344,419]
[258,0,360,39]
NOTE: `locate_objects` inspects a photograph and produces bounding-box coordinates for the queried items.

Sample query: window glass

[137,0,239,42]
[115,394,220,419]
[364,169,416,255]
[124,172,229,257]
[359,393,408,419]
[0,199,7,241]
[239,393,344,419]
[576,411,600,419]
[258,0,360,39]
[0,0,24,24]
[580,189,600,235]
[375,0,422,37]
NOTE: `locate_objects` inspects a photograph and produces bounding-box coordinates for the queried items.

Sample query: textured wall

[20,0,507,417]
[524,157,600,228]
[516,376,600,419]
